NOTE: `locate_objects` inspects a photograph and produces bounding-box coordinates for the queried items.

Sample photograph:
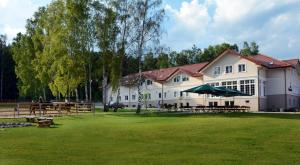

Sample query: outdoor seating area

[159,83,252,113]
[179,105,250,113]
[7,102,96,118]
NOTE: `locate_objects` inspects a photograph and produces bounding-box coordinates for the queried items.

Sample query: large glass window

[222,81,237,90]
[125,95,128,101]
[209,82,220,87]
[208,82,220,97]
[240,79,255,95]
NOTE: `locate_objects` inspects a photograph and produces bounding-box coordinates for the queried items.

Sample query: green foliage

[0,35,18,100]
[201,43,239,62]
[11,33,42,97]
[240,41,259,56]
[143,52,158,71]
[156,53,169,69]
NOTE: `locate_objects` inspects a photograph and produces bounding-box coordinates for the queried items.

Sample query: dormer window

[238,64,246,72]
[173,76,180,83]
[214,66,221,75]
[225,66,233,73]
[182,75,189,81]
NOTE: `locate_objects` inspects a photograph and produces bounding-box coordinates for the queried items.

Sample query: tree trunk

[89,62,92,102]
[85,77,88,102]
[75,88,79,102]
[0,68,3,101]
[103,65,108,112]
[136,0,148,114]
[43,88,46,101]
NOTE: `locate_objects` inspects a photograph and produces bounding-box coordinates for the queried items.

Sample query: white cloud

[3,24,25,42]
[0,0,9,8]
[163,0,300,59]
[166,0,210,30]
[0,0,51,43]
[164,0,211,50]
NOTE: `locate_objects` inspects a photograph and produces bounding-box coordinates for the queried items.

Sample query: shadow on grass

[106,111,300,120]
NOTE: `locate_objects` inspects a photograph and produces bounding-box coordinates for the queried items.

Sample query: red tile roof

[247,54,293,69]
[283,59,300,67]
[121,62,209,85]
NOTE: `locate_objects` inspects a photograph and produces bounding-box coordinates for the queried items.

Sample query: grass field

[1,112,300,164]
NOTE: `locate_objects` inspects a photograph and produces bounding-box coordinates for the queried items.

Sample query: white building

[108,50,300,112]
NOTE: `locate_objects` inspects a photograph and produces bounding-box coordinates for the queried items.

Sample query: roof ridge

[255,54,292,65]
[283,58,300,61]
[142,61,209,73]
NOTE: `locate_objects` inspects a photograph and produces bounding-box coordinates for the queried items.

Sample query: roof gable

[121,62,208,85]
[200,49,253,73]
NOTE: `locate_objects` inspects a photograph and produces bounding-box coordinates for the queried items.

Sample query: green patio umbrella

[183,84,226,106]
[183,84,225,95]
[214,86,249,97]
[214,86,250,106]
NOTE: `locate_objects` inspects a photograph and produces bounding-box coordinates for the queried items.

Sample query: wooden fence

[0,102,95,118]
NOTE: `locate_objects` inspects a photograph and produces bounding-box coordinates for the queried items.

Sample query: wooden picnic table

[179,105,250,113]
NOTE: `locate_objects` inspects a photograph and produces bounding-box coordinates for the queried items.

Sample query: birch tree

[133,0,165,113]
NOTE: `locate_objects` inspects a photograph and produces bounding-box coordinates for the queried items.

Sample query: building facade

[108,50,300,112]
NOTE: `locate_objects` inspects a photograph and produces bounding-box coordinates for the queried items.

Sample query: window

[159,93,162,99]
[225,101,234,107]
[186,92,189,97]
[225,66,233,73]
[110,97,113,101]
[182,75,189,81]
[146,79,152,85]
[118,96,121,101]
[261,81,266,96]
[221,81,237,90]
[125,95,128,101]
[139,80,144,86]
[132,95,136,100]
[238,64,246,72]
[148,94,151,100]
[209,82,220,87]
[173,76,180,83]
[180,92,183,97]
[164,92,167,98]
[208,82,220,97]
[240,79,255,96]
[214,66,221,75]
[174,91,177,97]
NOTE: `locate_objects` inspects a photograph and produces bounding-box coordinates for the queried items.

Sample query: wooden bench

[38,120,52,128]
[37,117,54,125]
[25,116,37,123]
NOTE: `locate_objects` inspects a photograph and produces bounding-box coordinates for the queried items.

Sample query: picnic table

[179,105,250,113]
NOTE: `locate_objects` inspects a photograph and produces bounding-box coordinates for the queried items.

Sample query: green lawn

[1,112,300,164]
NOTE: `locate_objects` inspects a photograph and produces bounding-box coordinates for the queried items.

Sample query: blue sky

[0,0,299,60]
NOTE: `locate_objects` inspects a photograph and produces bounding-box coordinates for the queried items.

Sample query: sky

[0,0,300,60]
